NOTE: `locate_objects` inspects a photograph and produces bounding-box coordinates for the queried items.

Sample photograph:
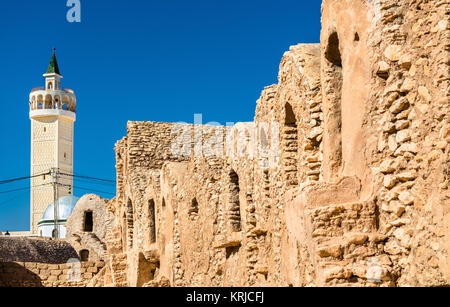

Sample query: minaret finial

[46,48,61,75]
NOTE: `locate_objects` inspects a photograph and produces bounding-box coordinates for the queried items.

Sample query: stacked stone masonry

[0,237,105,287]
[3,0,447,287]
[93,0,449,287]
[0,261,105,287]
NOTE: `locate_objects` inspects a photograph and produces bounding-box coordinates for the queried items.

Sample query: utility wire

[50,179,115,195]
[72,185,115,196]
[0,186,30,195]
[0,171,115,186]
[0,171,51,185]
[0,183,51,195]
[71,177,116,187]
[59,172,115,183]
[0,171,115,198]
[0,191,30,207]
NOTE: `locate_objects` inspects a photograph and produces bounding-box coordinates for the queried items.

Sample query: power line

[59,172,116,183]
[0,171,51,185]
[0,171,116,198]
[0,181,115,196]
[0,183,51,195]
[71,177,116,187]
[0,171,115,187]
[0,191,29,207]
[0,186,30,195]
[72,185,115,196]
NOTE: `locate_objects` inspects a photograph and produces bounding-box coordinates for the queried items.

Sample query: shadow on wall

[0,262,43,287]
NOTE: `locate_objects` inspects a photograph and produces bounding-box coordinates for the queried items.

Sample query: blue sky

[0,0,321,231]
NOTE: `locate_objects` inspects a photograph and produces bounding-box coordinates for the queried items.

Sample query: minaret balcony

[31,87,74,94]
[29,87,76,118]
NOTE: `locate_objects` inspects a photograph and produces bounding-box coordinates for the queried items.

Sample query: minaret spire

[46,48,61,75]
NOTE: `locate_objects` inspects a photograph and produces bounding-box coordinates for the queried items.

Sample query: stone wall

[0,237,78,263]
[97,0,449,287]
[0,237,105,287]
[368,0,449,286]
[0,261,105,287]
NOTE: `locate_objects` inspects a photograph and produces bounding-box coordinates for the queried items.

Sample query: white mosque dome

[38,195,80,238]
[41,195,80,221]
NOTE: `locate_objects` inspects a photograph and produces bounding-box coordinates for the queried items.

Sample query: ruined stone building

[96,0,449,287]
[0,0,448,287]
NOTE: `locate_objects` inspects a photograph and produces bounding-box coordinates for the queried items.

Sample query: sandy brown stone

[3,0,448,288]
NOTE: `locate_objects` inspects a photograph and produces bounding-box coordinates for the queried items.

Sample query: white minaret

[29,49,76,235]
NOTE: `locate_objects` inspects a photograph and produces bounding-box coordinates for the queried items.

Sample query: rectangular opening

[80,249,89,262]
[149,199,156,244]
[323,31,343,180]
[283,103,299,186]
[84,211,93,232]
[127,198,134,249]
[189,198,199,219]
[228,170,241,232]
[226,245,240,259]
